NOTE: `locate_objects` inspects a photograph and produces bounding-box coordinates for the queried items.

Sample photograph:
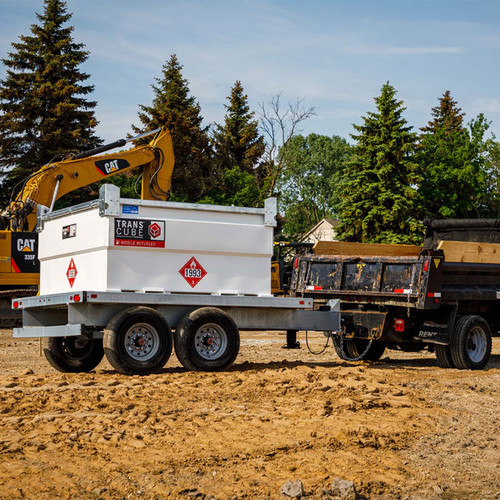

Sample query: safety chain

[305,330,330,355]
[331,332,374,362]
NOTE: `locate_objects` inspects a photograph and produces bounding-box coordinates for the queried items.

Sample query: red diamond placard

[66,258,77,288]
[179,257,207,288]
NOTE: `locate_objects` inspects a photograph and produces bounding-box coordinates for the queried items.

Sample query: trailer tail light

[13,301,19,309]
[394,319,405,332]
[73,294,81,303]
[423,260,429,272]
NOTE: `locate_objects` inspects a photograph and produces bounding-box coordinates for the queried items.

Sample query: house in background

[301,218,340,244]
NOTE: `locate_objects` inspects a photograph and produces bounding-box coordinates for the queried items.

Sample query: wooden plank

[313,241,423,257]
[437,240,500,263]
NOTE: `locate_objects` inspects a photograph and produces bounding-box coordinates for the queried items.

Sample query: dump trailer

[290,220,500,370]
[12,185,340,375]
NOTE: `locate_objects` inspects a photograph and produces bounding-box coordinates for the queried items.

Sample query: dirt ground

[0,330,498,500]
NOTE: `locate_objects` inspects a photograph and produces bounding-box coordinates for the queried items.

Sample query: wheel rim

[61,337,93,360]
[124,323,160,361]
[467,326,488,363]
[194,323,228,360]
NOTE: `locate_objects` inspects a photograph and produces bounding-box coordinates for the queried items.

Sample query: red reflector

[424,260,429,272]
[434,298,439,304]
[294,258,298,269]
[394,319,405,332]
[299,300,305,305]
[90,294,97,299]
[73,294,81,303]
[13,301,18,309]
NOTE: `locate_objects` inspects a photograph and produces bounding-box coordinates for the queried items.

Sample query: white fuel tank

[38,185,276,296]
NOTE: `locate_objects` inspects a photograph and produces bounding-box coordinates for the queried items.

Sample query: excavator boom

[9,128,174,231]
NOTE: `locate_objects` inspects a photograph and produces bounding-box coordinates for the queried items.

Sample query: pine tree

[132,54,213,202]
[418,91,490,218]
[205,81,265,206]
[421,90,465,135]
[336,82,421,244]
[0,0,100,206]
[213,81,265,174]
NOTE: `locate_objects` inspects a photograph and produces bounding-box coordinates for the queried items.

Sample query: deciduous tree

[278,133,350,237]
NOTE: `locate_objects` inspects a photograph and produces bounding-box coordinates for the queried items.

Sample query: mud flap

[413,305,457,345]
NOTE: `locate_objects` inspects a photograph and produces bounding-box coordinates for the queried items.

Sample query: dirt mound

[0,331,499,499]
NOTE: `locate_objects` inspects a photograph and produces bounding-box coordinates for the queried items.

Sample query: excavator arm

[8,128,175,231]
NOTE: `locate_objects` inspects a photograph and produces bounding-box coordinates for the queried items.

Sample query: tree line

[1,0,499,245]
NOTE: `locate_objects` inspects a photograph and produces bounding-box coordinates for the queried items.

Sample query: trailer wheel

[435,344,455,368]
[174,308,240,371]
[103,307,172,375]
[450,315,492,370]
[340,339,387,361]
[43,336,104,373]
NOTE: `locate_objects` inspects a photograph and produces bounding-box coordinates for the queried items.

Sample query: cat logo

[104,159,119,174]
[356,263,366,271]
[94,158,130,176]
[17,238,36,253]
[433,258,441,269]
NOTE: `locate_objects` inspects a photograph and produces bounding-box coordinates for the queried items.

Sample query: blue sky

[1,0,500,143]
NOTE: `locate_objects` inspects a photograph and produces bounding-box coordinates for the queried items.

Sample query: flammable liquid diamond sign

[179,257,207,288]
[66,258,77,287]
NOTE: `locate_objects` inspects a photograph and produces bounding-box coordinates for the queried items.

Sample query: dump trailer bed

[290,238,499,369]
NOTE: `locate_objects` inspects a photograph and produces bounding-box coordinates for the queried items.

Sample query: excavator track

[0,289,37,328]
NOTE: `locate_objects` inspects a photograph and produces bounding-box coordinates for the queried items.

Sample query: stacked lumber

[313,241,422,257]
[437,240,500,263]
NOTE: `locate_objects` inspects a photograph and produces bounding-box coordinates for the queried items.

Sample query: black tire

[345,339,387,361]
[103,307,173,375]
[450,315,492,370]
[174,307,240,371]
[43,336,104,373]
[435,344,455,368]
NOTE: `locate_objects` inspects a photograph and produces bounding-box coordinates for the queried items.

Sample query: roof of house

[301,217,340,240]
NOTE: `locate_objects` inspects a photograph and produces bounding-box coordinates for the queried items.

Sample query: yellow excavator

[0,127,175,326]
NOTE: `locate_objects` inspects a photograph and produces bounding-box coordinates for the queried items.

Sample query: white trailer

[13,185,340,375]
